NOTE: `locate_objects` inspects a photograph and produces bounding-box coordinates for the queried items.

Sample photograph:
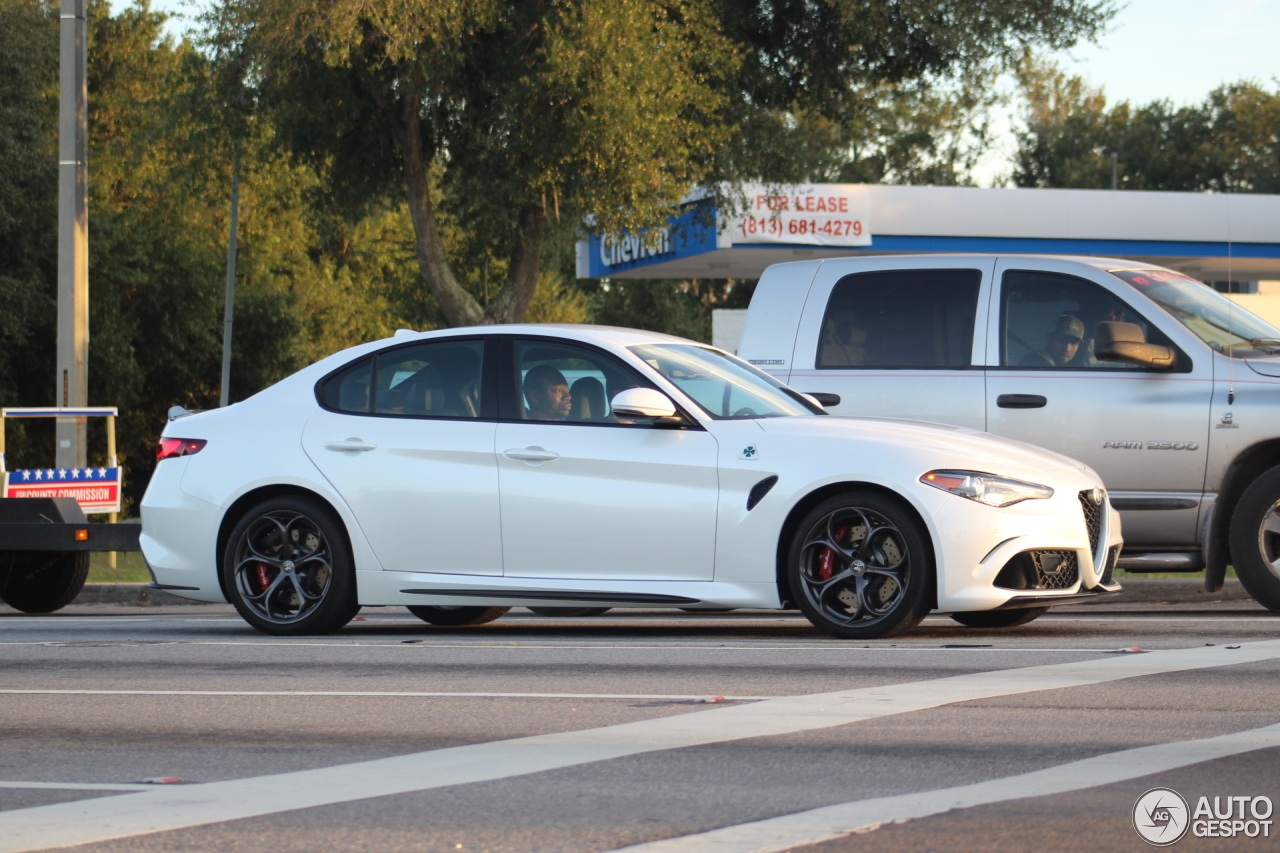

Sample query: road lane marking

[0,782,154,792]
[610,720,1280,853]
[0,690,773,701]
[3,640,1279,852]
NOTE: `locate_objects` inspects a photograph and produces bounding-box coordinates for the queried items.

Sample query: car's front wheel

[1229,465,1280,612]
[222,495,359,635]
[950,607,1048,628]
[788,492,932,639]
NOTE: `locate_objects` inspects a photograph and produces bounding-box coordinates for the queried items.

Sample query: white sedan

[141,325,1123,639]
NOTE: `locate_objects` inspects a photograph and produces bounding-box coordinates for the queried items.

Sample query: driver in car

[1021,313,1085,367]
[524,365,572,420]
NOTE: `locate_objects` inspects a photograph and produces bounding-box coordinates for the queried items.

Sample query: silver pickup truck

[737,254,1280,610]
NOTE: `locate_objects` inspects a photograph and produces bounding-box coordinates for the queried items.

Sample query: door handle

[324,438,377,452]
[997,394,1047,409]
[503,446,559,463]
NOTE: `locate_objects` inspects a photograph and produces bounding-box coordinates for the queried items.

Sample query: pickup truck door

[983,258,1212,546]
[784,256,994,429]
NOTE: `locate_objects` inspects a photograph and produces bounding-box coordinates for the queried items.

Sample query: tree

[211,0,735,329]
[716,0,1115,185]
[0,0,58,465]
[1013,56,1280,193]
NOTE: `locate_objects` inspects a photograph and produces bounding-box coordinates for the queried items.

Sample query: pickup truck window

[1111,268,1280,358]
[1001,270,1175,370]
[816,269,980,369]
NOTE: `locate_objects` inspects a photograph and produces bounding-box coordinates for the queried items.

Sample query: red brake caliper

[255,562,271,593]
[818,526,849,580]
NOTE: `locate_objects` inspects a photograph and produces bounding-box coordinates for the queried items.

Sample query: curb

[70,578,1259,608]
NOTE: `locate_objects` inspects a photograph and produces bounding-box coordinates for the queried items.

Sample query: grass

[87,551,151,584]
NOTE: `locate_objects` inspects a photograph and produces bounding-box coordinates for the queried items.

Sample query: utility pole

[56,0,89,469]
[219,151,241,408]
[1111,152,1118,190]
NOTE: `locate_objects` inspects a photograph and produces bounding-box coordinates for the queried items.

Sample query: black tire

[787,491,932,639]
[222,495,360,635]
[408,605,511,626]
[1229,465,1280,612]
[678,608,735,613]
[950,607,1048,628]
[527,606,612,617]
[0,551,90,613]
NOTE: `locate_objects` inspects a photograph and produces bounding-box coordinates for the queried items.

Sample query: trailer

[0,407,142,613]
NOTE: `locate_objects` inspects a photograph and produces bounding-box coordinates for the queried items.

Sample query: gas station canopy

[576,184,1280,282]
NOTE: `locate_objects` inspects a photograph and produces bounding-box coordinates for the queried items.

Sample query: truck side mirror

[1093,321,1175,369]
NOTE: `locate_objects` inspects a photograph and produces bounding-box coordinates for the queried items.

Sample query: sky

[120,0,1279,185]
[973,0,1280,184]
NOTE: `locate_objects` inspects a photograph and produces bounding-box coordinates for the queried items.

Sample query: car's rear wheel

[1229,465,1280,612]
[0,551,89,613]
[788,492,931,639]
[950,607,1048,628]
[527,606,611,617]
[222,495,359,635]
[408,605,511,626]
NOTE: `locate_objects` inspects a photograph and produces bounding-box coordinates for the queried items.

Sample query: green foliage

[0,0,58,465]
[1013,56,1280,192]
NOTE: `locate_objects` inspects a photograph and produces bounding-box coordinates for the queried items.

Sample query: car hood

[755,416,1090,475]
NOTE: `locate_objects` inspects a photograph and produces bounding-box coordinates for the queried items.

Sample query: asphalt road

[0,601,1278,853]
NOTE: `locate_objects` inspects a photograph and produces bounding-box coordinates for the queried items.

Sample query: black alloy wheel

[950,607,1048,628]
[222,495,359,635]
[0,550,90,613]
[1229,465,1280,612]
[408,605,511,626]
[788,492,932,639]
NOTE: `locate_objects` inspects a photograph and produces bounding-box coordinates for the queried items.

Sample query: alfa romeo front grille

[1078,490,1102,555]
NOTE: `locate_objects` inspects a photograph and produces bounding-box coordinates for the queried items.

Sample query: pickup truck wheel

[408,606,511,626]
[0,550,89,613]
[950,607,1048,628]
[222,496,360,635]
[1229,466,1280,612]
[788,492,931,639]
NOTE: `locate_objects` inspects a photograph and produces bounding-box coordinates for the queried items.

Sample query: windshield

[1111,269,1280,358]
[630,344,822,419]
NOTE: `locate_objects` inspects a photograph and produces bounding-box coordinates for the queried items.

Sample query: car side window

[817,269,981,368]
[513,340,651,425]
[1001,270,1175,370]
[318,340,486,418]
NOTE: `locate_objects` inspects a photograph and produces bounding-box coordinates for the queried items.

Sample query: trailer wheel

[0,551,90,613]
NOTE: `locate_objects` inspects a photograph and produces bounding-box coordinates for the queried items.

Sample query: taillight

[157,438,207,461]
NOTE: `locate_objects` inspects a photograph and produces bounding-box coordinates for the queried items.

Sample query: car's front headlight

[920,470,1054,507]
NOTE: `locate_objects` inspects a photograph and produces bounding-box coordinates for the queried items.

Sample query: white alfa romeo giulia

[141,325,1122,639]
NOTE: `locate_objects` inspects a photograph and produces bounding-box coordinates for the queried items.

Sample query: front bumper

[927,469,1123,613]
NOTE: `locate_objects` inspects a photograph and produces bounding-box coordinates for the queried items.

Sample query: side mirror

[1094,321,1175,369]
[611,387,678,420]
[802,392,841,408]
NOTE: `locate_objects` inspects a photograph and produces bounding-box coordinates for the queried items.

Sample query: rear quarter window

[817,269,981,368]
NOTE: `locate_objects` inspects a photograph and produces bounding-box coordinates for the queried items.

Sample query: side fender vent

[747,476,779,511]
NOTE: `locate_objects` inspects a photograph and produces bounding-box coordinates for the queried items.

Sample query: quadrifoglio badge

[1133,787,1274,845]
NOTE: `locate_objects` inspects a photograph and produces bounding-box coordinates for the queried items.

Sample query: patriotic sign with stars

[3,467,121,512]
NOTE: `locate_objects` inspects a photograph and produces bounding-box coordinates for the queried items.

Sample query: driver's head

[524,365,571,420]
[1046,313,1084,365]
